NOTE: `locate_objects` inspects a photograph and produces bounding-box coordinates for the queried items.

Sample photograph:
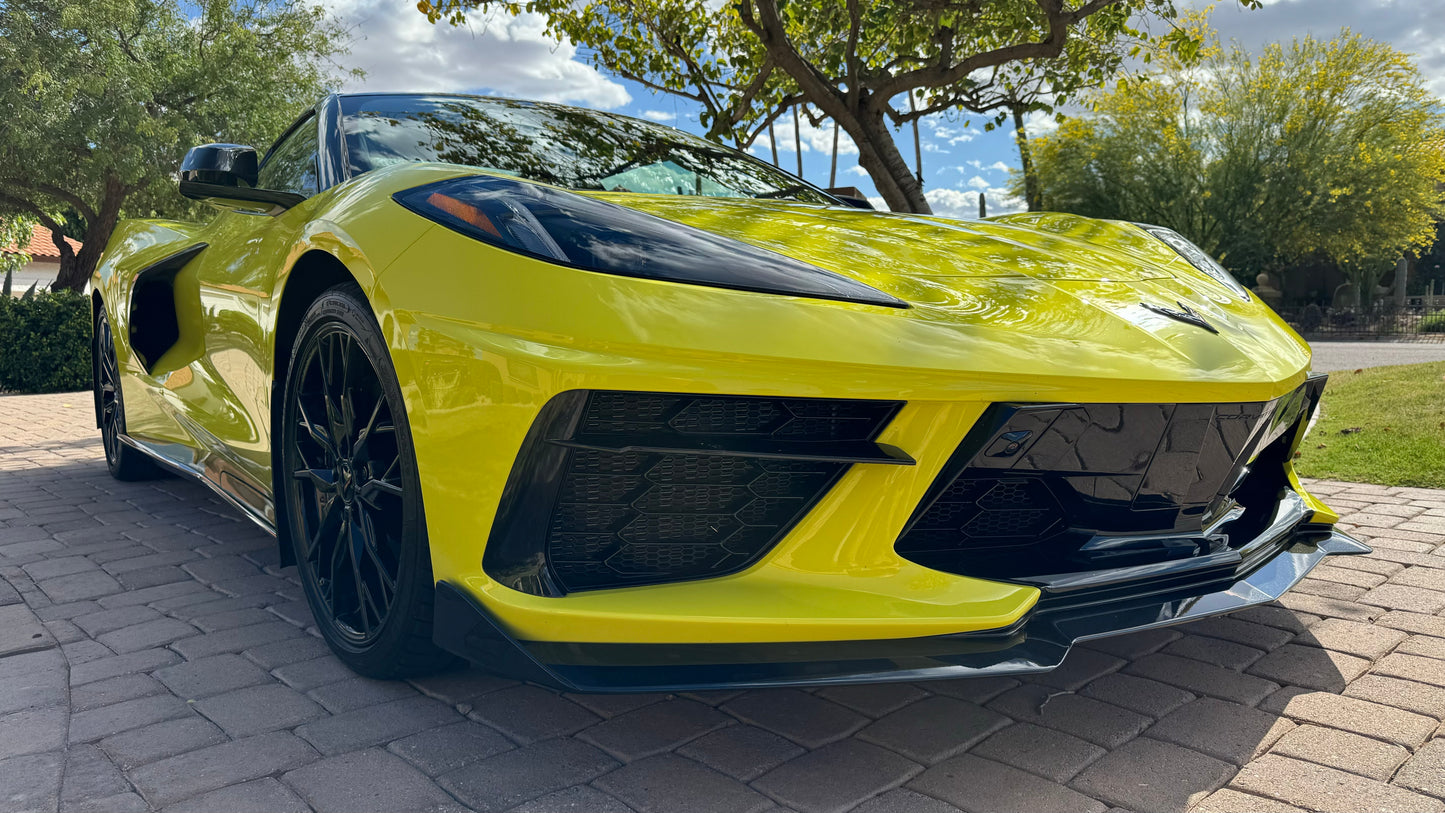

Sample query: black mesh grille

[579,392,897,441]
[541,393,900,592]
[898,392,1313,581]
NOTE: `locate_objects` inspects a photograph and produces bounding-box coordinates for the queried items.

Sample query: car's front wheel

[280,284,455,678]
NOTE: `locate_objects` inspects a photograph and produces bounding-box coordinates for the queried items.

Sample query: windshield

[340,94,834,204]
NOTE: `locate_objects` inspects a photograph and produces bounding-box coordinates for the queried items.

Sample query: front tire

[280,284,455,678]
[94,310,163,481]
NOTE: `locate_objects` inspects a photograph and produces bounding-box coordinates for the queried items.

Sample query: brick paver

[2,391,1445,812]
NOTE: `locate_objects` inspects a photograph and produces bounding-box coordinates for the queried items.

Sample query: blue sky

[327,0,1445,219]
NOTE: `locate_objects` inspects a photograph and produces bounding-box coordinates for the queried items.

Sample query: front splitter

[432,527,1368,693]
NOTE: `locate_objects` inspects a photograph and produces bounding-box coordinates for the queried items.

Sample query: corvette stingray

[90,92,1367,690]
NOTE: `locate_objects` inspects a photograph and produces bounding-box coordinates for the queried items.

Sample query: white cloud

[924,186,1026,219]
[924,121,982,146]
[1023,111,1060,138]
[332,0,630,108]
[965,175,990,190]
[845,165,869,177]
[986,161,1012,173]
[642,110,676,122]
[766,111,860,156]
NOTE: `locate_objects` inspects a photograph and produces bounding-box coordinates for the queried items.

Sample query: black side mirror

[180,144,259,188]
[179,143,303,216]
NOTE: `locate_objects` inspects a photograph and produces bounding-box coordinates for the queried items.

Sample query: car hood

[582,193,1186,287]
[577,192,1311,382]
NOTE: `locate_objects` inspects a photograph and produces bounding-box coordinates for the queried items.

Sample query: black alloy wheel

[281,284,454,677]
[94,310,161,481]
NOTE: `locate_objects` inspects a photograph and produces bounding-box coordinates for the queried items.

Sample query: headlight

[1136,224,1249,300]
[393,175,905,309]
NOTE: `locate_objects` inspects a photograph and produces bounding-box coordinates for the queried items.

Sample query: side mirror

[180,143,259,187]
[179,143,304,216]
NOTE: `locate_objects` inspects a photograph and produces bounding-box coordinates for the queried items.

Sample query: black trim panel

[178,181,305,216]
[435,515,1369,692]
[118,434,277,538]
[552,436,913,465]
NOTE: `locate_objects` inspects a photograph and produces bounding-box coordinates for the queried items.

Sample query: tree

[1,218,37,292]
[0,0,357,292]
[1023,27,1445,294]
[947,22,1187,212]
[418,0,1236,214]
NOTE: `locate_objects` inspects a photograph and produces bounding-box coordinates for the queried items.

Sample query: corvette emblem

[1142,301,1219,334]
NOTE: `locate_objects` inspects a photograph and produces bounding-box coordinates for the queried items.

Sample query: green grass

[1293,361,1445,488]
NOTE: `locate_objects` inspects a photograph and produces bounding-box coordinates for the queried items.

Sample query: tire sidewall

[280,285,434,673]
[95,311,125,478]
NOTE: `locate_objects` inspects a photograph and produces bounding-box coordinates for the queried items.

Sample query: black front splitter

[431,527,1368,694]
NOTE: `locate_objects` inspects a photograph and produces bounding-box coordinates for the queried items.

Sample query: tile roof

[1,223,82,259]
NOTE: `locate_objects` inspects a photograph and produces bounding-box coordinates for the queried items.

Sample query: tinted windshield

[340,94,834,204]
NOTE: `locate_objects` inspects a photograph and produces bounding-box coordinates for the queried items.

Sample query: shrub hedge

[1421,311,1445,333]
[0,290,92,393]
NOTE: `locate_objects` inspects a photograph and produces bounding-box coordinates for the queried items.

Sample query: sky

[326,0,1445,219]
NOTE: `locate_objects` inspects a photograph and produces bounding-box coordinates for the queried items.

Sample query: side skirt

[118,434,277,538]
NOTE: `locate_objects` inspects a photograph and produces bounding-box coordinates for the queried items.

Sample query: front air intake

[484,391,908,596]
[896,380,1321,583]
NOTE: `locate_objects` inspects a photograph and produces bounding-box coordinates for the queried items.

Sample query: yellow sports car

[92,92,1367,690]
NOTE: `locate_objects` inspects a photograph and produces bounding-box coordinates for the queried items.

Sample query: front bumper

[433,499,1368,692]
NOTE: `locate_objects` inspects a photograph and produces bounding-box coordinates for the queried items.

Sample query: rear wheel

[94,310,163,481]
[280,285,456,678]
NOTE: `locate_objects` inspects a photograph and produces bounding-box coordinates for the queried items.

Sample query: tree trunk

[1012,106,1042,212]
[837,99,931,213]
[54,177,125,293]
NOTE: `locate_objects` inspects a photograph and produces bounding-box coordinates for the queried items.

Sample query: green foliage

[1420,312,1445,334]
[0,217,36,279]
[0,291,91,393]
[416,0,1255,214]
[0,0,357,291]
[1023,25,1445,292]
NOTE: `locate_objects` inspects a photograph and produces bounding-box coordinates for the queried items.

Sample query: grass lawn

[1293,361,1445,488]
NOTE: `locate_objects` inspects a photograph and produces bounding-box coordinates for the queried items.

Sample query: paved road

[1309,341,1445,373]
[2,392,1444,813]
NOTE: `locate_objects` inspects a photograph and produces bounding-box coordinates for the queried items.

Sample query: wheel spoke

[352,397,393,464]
[294,468,338,494]
[346,517,371,635]
[358,475,403,510]
[326,514,349,601]
[295,400,336,459]
[305,497,345,565]
[355,509,397,598]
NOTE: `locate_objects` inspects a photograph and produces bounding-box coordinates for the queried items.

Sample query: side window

[257,114,319,196]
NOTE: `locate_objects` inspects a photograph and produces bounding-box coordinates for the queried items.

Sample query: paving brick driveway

[2,392,1444,813]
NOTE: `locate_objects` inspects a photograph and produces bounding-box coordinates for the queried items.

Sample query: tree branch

[0,191,73,261]
[0,178,98,225]
[874,0,1124,99]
